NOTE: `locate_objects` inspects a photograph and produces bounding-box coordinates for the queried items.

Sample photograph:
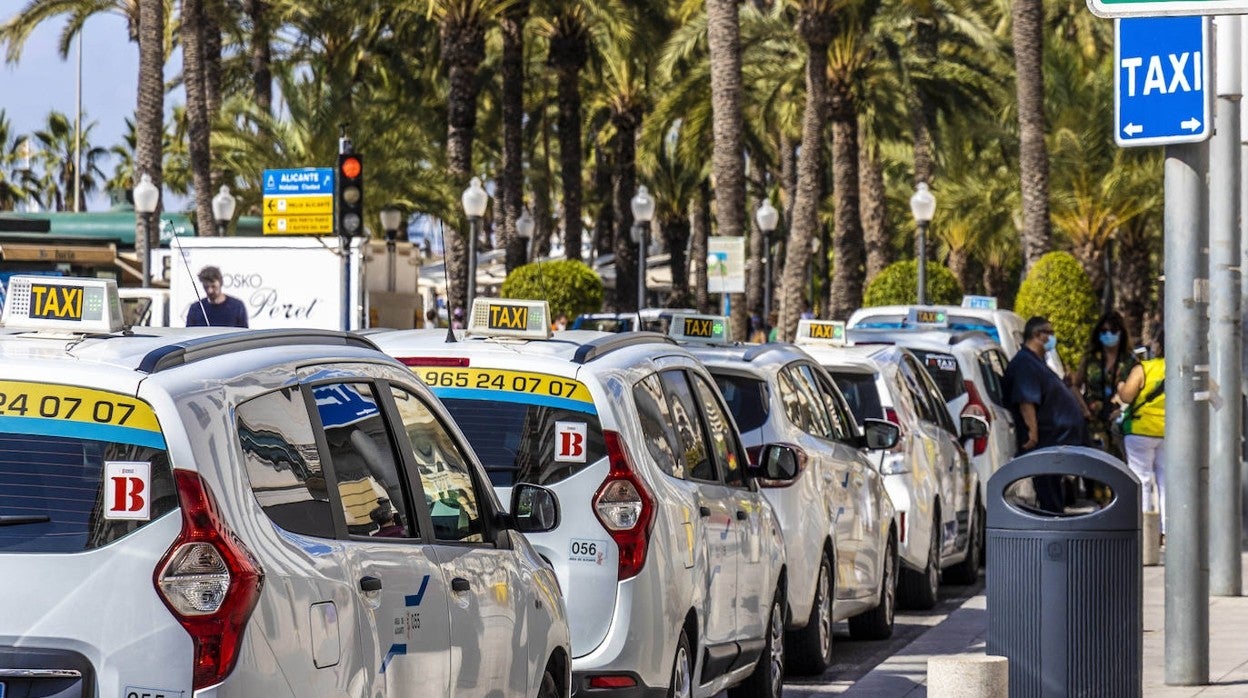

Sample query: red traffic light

[340,156,362,179]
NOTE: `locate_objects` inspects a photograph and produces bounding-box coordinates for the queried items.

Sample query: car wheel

[786,552,834,675]
[668,630,692,698]
[945,504,981,585]
[899,512,940,610]
[536,667,559,698]
[728,589,785,698]
[848,536,897,640]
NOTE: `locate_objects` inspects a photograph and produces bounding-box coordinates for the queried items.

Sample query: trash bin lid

[987,446,1141,531]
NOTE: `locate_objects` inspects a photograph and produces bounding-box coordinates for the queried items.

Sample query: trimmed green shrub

[863,259,963,307]
[500,259,604,320]
[1015,251,1098,370]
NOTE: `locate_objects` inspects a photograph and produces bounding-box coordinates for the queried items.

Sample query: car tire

[536,667,560,698]
[899,512,940,610]
[668,630,693,698]
[728,589,785,698]
[945,503,981,585]
[848,536,897,640]
[785,552,834,676]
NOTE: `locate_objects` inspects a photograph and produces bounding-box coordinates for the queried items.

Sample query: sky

[0,9,185,211]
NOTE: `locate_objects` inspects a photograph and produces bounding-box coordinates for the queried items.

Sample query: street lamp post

[909,182,937,305]
[133,173,160,288]
[462,177,490,314]
[516,207,535,265]
[212,184,236,237]
[631,185,655,312]
[380,206,402,293]
[755,199,779,321]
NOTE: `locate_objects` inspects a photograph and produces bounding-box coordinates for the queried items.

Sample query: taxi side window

[781,365,834,438]
[656,370,716,482]
[812,370,857,443]
[390,386,485,544]
[633,373,686,478]
[238,387,335,539]
[690,373,748,488]
[311,383,418,539]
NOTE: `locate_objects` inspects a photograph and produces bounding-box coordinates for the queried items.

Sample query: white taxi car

[372,299,789,698]
[795,321,981,609]
[0,277,570,698]
[668,314,900,674]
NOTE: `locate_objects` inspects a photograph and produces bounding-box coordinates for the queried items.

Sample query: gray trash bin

[986,446,1141,698]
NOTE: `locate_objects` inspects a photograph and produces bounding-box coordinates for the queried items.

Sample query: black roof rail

[139,329,381,373]
[742,342,798,363]
[572,331,676,364]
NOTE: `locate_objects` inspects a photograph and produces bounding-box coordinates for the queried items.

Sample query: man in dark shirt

[1004,316,1086,510]
[185,265,249,327]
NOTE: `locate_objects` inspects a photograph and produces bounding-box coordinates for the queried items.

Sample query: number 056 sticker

[569,539,609,565]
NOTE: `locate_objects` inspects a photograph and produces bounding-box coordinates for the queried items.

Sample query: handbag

[1114,379,1165,435]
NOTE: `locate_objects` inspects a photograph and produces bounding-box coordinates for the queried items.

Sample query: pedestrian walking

[1116,327,1166,533]
[1073,310,1137,458]
[1003,316,1087,512]
[185,265,249,328]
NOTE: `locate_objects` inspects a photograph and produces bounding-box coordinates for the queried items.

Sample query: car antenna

[174,236,211,327]
[439,219,456,343]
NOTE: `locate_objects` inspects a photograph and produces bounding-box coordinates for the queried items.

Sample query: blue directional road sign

[262,167,334,196]
[1115,17,1210,148]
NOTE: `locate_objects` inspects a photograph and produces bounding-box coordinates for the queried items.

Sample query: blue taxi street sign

[262,167,334,196]
[1114,17,1211,148]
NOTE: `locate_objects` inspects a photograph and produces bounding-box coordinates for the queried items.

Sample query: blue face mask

[1099,331,1120,348]
[1044,334,1057,351]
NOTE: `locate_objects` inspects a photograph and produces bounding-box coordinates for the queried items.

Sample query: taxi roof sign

[961,295,998,310]
[1,276,124,334]
[906,307,949,328]
[466,298,552,340]
[668,313,732,344]
[794,319,849,347]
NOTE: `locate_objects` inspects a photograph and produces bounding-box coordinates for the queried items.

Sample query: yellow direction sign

[263,194,333,216]
[264,215,334,235]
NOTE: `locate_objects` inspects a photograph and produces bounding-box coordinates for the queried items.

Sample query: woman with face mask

[1073,311,1136,457]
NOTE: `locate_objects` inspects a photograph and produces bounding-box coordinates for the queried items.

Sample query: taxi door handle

[699,506,712,518]
[736,510,748,521]
[359,576,383,592]
[451,577,472,592]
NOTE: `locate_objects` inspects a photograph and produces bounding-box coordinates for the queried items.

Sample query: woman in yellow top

[1116,329,1166,533]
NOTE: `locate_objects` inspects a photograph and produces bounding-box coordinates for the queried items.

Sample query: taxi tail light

[398,356,470,367]
[883,407,906,453]
[961,380,991,457]
[593,430,655,581]
[156,469,264,691]
[588,675,638,689]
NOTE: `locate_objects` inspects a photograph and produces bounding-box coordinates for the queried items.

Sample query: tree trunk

[203,1,222,121]
[135,0,164,272]
[778,10,832,339]
[911,16,937,188]
[692,181,711,312]
[664,216,692,308]
[1012,0,1052,270]
[244,0,273,113]
[1116,219,1153,340]
[707,0,748,337]
[442,13,485,316]
[827,82,865,320]
[780,131,797,231]
[533,113,554,259]
[181,0,215,234]
[859,129,890,280]
[948,247,974,292]
[593,136,614,259]
[746,158,764,320]
[612,107,642,311]
[501,2,529,272]
[551,24,588,264]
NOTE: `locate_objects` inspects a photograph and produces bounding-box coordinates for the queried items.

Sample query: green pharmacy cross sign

[1089,0,1248,17]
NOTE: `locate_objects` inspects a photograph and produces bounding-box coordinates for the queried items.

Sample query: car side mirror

[753,443,804,483]
[960,415,989,440]
[510,484,561,534]
[860,418,900,450]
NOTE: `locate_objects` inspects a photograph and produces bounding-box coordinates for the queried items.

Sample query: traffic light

[336,152,364,237]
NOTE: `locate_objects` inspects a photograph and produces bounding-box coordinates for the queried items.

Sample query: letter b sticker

[555,422,588,463]
[105,461,152,521]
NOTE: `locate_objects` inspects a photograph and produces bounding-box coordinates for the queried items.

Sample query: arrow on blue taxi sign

[1115,16,1210,148]
[262,167,335,196]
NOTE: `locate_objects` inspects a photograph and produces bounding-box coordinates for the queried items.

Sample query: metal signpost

[1090,0,1248,16]
[1114,17,1211,147]
[261,167,335,235]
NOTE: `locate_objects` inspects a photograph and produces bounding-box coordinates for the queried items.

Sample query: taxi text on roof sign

[467,298,552,340]
[669,313,731,344]
[906,307,948,328]
[795,319,849,347]
[0,276,124,334]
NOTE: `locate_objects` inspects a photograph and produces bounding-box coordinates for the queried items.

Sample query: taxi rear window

[710,373,769,433]
[830,372,883,423]
[0,382,174,553]
[412,366,605,487]
[909,349,966,401]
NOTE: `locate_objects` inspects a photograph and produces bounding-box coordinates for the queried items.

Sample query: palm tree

[777,0,837,339]
[500,0,530,272]
[135,0,165,271]
[706,0,748,333]
[31,111,108,211]
[0,112,37,211]
[596,46,648,310]
[1011,0,1051,269]
[181,0,217,232]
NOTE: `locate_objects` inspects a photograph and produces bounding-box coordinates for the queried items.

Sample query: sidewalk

[798,552,1248,697]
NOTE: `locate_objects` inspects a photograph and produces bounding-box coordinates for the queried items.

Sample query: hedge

[500,259,604,320]
[1014,251,1098,370]
[862,259,963,307]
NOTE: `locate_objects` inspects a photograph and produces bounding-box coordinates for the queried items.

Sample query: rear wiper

[0,515,51,526]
